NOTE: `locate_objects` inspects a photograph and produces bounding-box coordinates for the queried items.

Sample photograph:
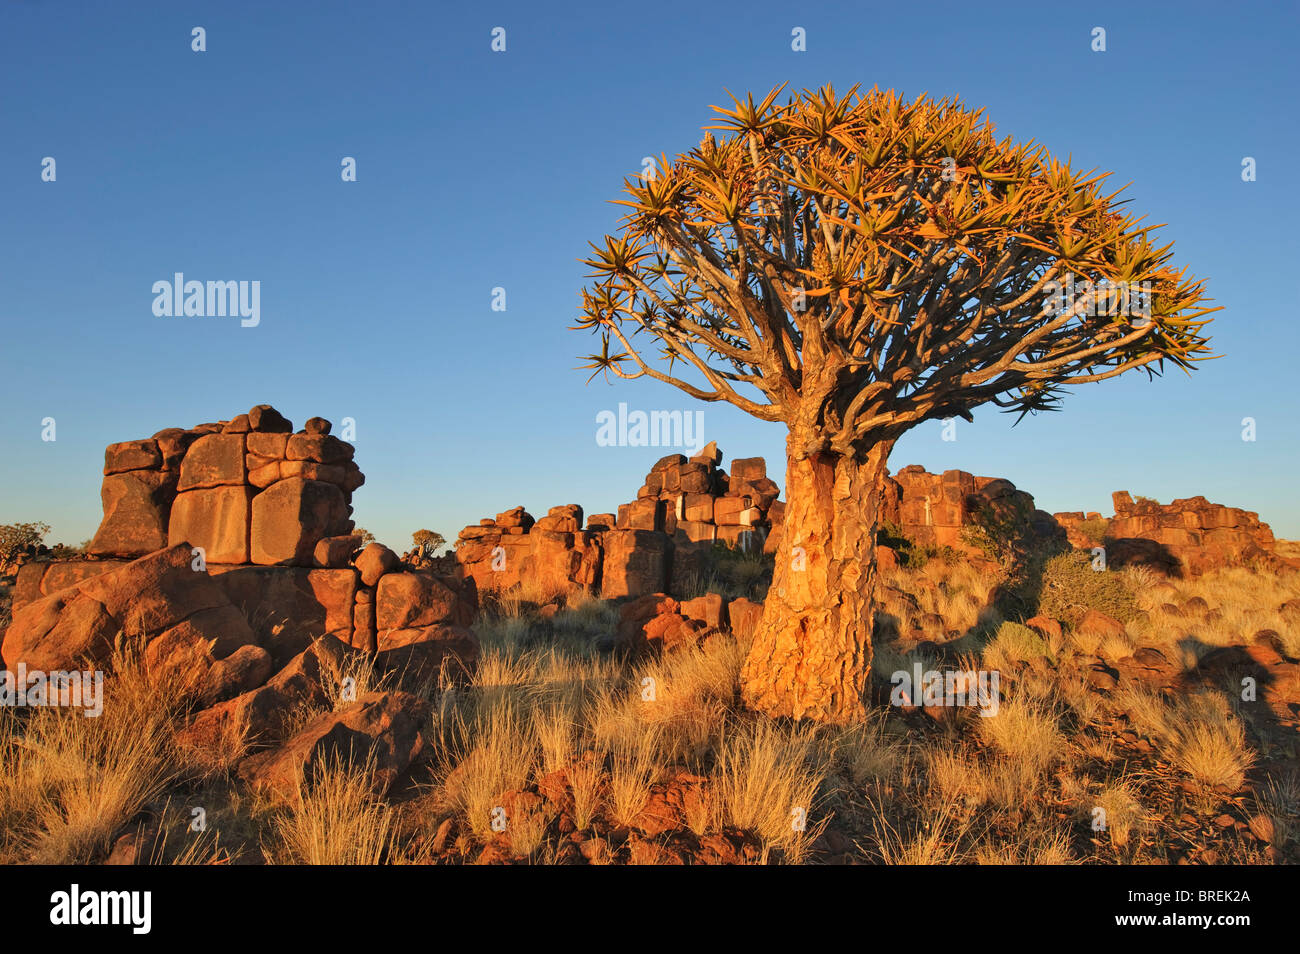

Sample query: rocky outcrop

[3,543,258,684]
[87,405,363,567]
[877,465,1063,558]
[237,690,430,803]
[455,443,782,602]
[1055,491,1283,576]
[5,409,480,686]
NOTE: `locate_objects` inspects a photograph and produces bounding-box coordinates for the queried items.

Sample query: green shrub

[962,496,1036,566]
[877,522,958,569]
[1075,517,1111,542]
[983,621,1052,666]
[1037,550,1138,623]
[0,521,51,564]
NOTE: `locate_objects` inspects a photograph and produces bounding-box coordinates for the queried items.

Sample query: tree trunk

[740,436,894,724]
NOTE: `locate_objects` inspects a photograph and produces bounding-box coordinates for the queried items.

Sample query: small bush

[1076,517,1111,542]
[983,622,1051,670]
[877,522,959,569]
[1038,550,1138,623]
[962,496,1037,566]
[0,521,51,565]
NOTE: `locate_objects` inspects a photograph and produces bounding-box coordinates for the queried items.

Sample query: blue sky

[2,0,1297,548]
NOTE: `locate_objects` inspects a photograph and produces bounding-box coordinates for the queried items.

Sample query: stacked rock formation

[1055,491,1279,576]
[456,443,785,602]
[878,465,1063,557]
[8,407,478,677]
[619,443,783,550]
[5,410,477,803]
[89,405,364,566]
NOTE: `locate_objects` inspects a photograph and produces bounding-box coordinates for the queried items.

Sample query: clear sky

[2,0,1297,549]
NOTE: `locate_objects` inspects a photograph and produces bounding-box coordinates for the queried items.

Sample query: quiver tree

[575,85,1218,724]
[412,529,446,558]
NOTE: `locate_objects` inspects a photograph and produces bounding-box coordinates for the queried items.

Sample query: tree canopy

[577,84,1218,457]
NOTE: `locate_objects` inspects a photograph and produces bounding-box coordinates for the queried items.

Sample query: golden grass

[568,759,604,830]
[268,755,394,864]
[606,729,662,827]
[827,714,903,786]
[1090,780,1146,849]
[873,809,966,865]
[440,702,538,839]
[0,637,187,864]
[3,542,1294,866]
[709,719,826,861]
[1113,685,1255,792]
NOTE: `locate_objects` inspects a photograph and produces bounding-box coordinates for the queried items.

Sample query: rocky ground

[1,538,1296,865]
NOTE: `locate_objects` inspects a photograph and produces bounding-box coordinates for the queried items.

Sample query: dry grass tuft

[269,755,394,864]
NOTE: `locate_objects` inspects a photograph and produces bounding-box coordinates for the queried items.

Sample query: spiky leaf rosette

[576,84,1218,457]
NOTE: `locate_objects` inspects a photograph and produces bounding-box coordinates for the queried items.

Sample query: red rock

[730,457,766,481]
[250,478,350,566]
[376,571,474,630]
[3,545,240,671]
[587,513,616,531]
[303,417,332,435]
[1024,615,1063,641]
[152,428,198,470]
[196,644,273,707]
[78,544,232,634]
[680,593,726,630]
[177,433,246,491]
[149,603,257,667]
[314,535,362,568]
[651,454,686,473]
[354,542,400,587]
[690,441,721,467]
[248,404,292,433]
[715,525,760,549]
[614,593,678,653]
[339,461,365,493]
[245,432,289,458]
[87,470,177,557]
[375,625,479,685]
[1,590,117,671]
[678,467,711,494]
[168,485,253,564]
[495,506,534,530]
[11,562,49,609]
[675,520,716,544]
[210,566,357,664]
[352,597,377,652]
[286,433,353,464]
[727,597,764,639]
[618,498,660,532]
[713,496,750,526]
[682,493,714,523]
[1077,609,1126,640]
[221,414,251,434]
[248,461,282,488]
[175,636,350,751]
[644,612,708,653]
[237,691,429,803]
[104,439,162,475]
[601,530,670,599]
[279,460,348,485]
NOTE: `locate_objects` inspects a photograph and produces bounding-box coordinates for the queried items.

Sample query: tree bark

[740,435,894,724]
